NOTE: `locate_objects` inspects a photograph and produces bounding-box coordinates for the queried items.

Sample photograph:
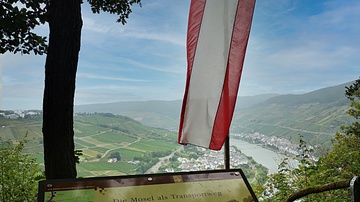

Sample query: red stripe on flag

[178,0,206,144]
[179,0,256,150]
[209,0,256,150]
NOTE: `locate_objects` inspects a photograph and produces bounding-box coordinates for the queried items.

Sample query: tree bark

[284,179,350,202]
[42,0,82,179]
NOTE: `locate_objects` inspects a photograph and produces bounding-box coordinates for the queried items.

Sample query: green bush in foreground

[0,135,43,202]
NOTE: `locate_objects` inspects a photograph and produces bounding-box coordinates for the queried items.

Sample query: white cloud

[239,0,360,96]
[2,0,360,109]
[77,73,149,82]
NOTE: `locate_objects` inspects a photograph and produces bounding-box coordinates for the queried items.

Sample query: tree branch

[284,179,350,202]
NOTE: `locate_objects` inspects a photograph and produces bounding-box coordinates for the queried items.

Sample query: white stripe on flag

[178,0,256,150]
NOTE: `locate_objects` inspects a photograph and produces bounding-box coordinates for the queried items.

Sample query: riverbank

[230,138,298,174]
[144,137,297,176]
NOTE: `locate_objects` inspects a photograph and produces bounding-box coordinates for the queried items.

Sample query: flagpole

[224,134,230,170]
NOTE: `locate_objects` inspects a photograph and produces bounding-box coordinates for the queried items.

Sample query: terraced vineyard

[0,113,179,177]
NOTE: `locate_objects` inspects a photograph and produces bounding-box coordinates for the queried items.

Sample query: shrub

[0,135,43,202]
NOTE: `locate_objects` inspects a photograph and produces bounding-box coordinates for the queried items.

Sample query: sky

[1,0,360,110]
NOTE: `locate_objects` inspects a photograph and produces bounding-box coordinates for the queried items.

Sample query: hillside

[76,100,182,131]
[232,82,354,146]
[3,81,354,171]
[0,113,268,181]
[75,94,278,130]
[0,113,179,177]
[75,81,355,147]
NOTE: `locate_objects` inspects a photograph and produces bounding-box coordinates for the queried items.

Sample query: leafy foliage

[87,0,141,24]
[256,78,360,201]
[1,0,142,55]
[0,134,43,202]
[343,78,360,137]
[109,151,121,160]
[134,152,159,174]
[257,136,320,201]
[0,0,47,54]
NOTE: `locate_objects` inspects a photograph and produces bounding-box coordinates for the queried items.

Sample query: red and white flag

[178,0,256,150]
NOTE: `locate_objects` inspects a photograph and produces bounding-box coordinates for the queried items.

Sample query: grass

[28,152,44,164]
[78,136,110,146]
[0,114,181,177]
[90,146,110,154]
[77,161,137,175]
[91,131,137,144]
[112,148,145,161]
[74,138,97,148]
[129,139,178,152]
[74,123,108,137]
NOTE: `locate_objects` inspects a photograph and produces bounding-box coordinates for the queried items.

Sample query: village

[233,133,318,161]
[174,146,249,172]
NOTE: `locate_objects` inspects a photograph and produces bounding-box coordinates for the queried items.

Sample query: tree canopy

[0,0,141,55]
[256,78,360,201]
[0,0,47,54]
[109,151,121,161]
[1,0,141,179]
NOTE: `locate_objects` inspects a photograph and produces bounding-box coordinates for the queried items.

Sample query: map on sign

[38,169,258,202]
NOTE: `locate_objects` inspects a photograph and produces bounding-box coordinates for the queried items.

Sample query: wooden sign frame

[38,169,258,202]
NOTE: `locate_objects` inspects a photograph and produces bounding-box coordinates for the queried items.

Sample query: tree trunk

[42,0,82,179]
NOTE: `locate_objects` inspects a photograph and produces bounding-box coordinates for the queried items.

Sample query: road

[145,146,183,174]
[81,136,141,162]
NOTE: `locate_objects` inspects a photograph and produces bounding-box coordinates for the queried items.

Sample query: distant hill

[75,100,182,131]
[232,81,354,146]
[75,94,278,130]
[260,82,351,106]
[75,81,355,146]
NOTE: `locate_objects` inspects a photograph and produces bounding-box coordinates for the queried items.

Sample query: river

[230,138,297,174]
[144,137,297,174]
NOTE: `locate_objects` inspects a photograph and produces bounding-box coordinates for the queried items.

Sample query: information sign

[38,169,258,202]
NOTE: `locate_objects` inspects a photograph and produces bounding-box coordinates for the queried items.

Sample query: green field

[0,114,180,177]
